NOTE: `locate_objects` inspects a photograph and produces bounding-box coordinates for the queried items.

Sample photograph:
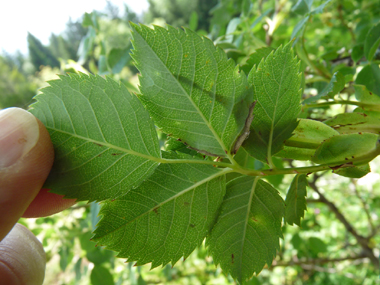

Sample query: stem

[303,100,380,111]
[161,142,380,176]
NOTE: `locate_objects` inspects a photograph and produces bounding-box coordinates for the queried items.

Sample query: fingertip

[0,224,45,285]
[23,189,76,218]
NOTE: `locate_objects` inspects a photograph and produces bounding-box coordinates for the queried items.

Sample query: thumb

[0,107,54,241]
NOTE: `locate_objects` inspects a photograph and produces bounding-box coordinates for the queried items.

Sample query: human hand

[0,108,76,285]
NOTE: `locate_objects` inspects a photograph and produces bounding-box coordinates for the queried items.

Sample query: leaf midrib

[95,167,232,239]
[239,176,260,281]
[46,126,163,163]
[134,27,231,158]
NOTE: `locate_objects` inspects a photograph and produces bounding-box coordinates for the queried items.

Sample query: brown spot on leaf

[231,254,234,264]
[184,202,190,206]
[112,153,123,156]
[190,224,195,228]
[153,207,159,215]
[93,142,103,147]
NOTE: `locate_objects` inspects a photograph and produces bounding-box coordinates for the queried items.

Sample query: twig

[351,179,376,236]
[272,252,367,267]
[309,175,379,268]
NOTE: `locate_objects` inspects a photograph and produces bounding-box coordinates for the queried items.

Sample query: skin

[0,108,76,285]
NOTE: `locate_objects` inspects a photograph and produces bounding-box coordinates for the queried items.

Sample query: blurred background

[1,0,379,284]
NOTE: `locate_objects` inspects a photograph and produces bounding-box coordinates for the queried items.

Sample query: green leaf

[303,71,345,103]
[291,16,310,40]
[354,84,380,104]
[241,47,275,74]
[207,177,284,283]
[310,0,332,14]
[130,23,253,157]
[231,146,256,169]
[93,152,227,268]
[189,11,198,31]
[275,118,338,160]
[77,26,96,64]
[334,163,370,178]
[244,42,302,164]
[242,0,252,17]
[356,63,380,97]
[312,133,379,164]
[285,174,307,226]
[308,237,327,254]
[275,146,316,161]
[107,46,132,74]
[284,119,339,149]
[364,22,380,61]
[291,0,313,15]
[351,44,364,62]
[29,73,161,202]
[324,112,380,134]
[250,8,273,30]
[90,265,114,285]
[225,18,241,43]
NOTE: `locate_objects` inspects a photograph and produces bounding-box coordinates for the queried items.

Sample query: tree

[144,0,218,31]
[27,33,60,70]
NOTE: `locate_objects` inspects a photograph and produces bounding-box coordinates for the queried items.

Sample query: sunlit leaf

[29,73,161,201]
[243,42,302,164]
[131,23,253,157]
[207,177,284,283]
[93,152,227,268]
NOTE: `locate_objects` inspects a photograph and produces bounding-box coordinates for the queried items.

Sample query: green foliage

[29,11,380,281]
[27,33,60,70]
[131,23,252,157]
[207,177,284,283]
[244,42,301,164]
[29,74,160,202]
[94,152,226,267]
[9,0,380,284]
[285,174,308,226]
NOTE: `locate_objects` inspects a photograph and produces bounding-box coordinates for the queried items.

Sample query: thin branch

[272,252,367,267]
[308,176,379,268]
[351,179,376,235]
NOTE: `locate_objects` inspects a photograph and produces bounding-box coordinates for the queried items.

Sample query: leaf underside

[29,73,161,202]
[93,152,226,268]
[131,23,253,157]
[285,174,307,226]
[243,42,302,164]
[207,177,285,283]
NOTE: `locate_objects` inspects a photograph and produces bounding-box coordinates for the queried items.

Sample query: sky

[0,0,149,55]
